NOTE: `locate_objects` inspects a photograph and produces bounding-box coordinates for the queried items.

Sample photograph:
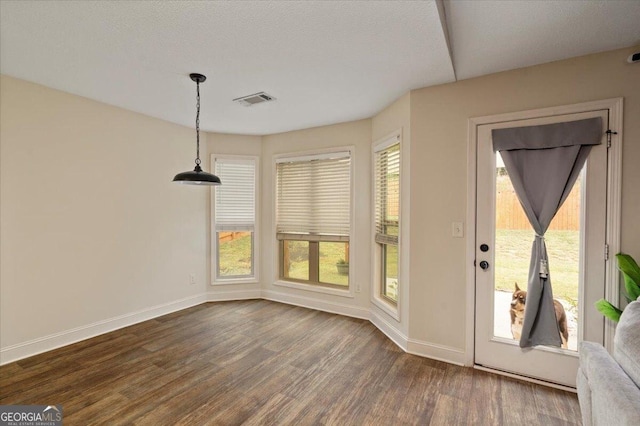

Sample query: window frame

[278,239,351,289]
[372,130,402,318]
[211,154,260,285]
[273,146,355,298]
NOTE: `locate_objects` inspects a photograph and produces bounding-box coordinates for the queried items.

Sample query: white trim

[373,130,401,153]
[261,290,369,320]
[489,335,580,357]
[273,146,353,163]
[406,339,466,366]
[371,296,400,321]
[578,167,588,345]
[211,279,259,286]
[465,118,478,366]
[474,365,577,393]
[2,291,465,369]
[211,154,260,285]
[349,144,359,293]
[206,289,262,302]
[468,98,623,126]
[401,126,410,330]
[466,97,624,365]
[604,98,623,353]
[274,150,351,163]
[370,310,466,366]
[370,309,408,351]
[370,128,403,321]
[0,293,206,365]
[273,280,354,298]
[271,145,356,297]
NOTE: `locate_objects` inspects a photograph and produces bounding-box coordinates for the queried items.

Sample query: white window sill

[372,296,400,321]
[274,280,354,298]
[211,278,259,286]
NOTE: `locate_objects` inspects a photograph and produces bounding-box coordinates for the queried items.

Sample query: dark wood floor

[1,300,581,425]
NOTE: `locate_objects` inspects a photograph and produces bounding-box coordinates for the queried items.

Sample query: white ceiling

[445,0,640,80]
[1,1,638,135]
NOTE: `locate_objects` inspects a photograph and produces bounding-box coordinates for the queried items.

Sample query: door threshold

[474,365,577,393]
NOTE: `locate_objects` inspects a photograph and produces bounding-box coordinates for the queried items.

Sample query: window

[213,156,257,281]
[276,150,351,288]
[374,136,400,304]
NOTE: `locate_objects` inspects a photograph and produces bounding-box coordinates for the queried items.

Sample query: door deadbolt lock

[479,261,490,270]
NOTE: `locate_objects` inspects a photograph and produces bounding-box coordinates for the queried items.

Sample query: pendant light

[173,73,221,185]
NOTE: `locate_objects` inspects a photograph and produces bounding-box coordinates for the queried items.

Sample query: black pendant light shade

[173,73,221,186]
[173,164,222,185]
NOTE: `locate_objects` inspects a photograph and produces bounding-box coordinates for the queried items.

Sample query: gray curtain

[492,117,602,348]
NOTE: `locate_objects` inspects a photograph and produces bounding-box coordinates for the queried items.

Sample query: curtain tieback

[539,258,549,279]
[535,233,549,278]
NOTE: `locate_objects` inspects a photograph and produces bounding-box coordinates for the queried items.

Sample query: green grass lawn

[384,244,398,300]
[219,234,350,285]
[495,229,579,306]
[319,242,349,286]
[494,169,580,307]
[218,232,253,277]
[286,241,350,286]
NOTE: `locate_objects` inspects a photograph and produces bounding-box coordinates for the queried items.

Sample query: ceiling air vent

[233,92,276,106]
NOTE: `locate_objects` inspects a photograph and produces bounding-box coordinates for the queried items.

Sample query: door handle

[479,261,490,270]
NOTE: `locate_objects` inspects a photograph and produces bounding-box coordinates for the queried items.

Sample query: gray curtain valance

[491,117,603,348]
[493,118,603,151]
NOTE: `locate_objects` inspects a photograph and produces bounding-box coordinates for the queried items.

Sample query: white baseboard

[206,289,262,302]
[370,311,466,366]
[370,310,408,351]
[407,338,466,366]
[0,293,206,365]
[261,289,370,320]
[2,290,467,369]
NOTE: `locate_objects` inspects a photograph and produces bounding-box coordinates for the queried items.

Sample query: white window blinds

[374,142,400,245]
[276,151,351,237]
[214,158,256,231]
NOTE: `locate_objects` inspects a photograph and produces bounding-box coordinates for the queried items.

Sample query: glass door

[474,110,608,387]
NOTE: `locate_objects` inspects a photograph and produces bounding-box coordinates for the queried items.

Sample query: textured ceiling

[1,1,638,135]
[445,0,640,80]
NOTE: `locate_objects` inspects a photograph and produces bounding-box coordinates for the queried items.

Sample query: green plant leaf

[623,273,640,301]
[616,253,640,287]
[595,299,622,323]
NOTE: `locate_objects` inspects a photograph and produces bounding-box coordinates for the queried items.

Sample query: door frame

[465,98,623,373]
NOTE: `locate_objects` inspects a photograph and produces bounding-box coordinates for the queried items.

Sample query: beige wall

[1,76,209,357]
[208,133,263,158]
[261,120,372,315]
[409,45,640,351]
[2,45,638,365]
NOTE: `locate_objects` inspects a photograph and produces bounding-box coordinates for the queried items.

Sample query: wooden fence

[496,180,581,231]
[218,232,245,242]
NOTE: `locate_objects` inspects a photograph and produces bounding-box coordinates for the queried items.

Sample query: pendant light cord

[173,73,219,185]
[195,80,201,166]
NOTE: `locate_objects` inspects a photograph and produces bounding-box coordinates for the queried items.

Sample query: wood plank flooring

[0,300,582,425]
